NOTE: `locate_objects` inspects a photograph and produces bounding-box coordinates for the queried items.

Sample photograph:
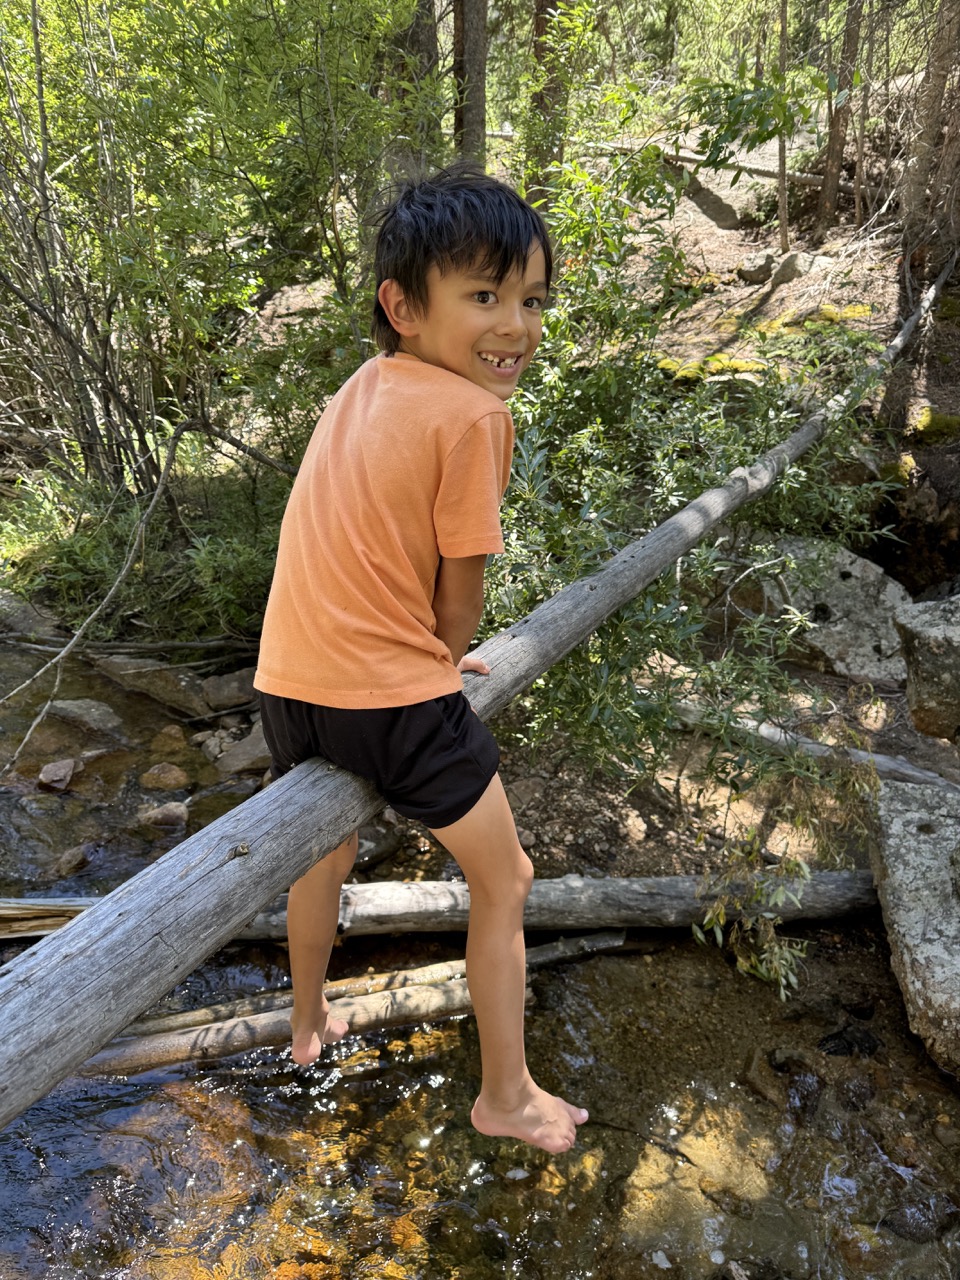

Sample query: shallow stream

[1,646,960,1279]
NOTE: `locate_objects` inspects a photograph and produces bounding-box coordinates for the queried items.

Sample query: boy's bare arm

[433,554,487,666]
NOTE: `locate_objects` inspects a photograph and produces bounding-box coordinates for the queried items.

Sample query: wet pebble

[37,758,76,791]
[880,1193,960,1243]
[818,1023,882,1057]
[139,762,190,791]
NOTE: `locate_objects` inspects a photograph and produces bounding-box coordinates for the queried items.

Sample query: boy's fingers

[458,656,490,675]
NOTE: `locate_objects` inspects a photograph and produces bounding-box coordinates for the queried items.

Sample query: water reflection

[2,928,959,1279]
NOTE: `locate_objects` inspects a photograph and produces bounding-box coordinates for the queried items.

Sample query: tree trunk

[453,0,488,164]
[778,0,790,253]
[815,0,865,238]
[900,0,960,262]
[525,0,572,207]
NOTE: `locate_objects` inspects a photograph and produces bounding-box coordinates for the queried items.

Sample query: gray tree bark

[815,0,865,239]
[453,0,488,163]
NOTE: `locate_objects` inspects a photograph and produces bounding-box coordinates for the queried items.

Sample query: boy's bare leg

[287,831,358,1065]
[430,774,588,1154]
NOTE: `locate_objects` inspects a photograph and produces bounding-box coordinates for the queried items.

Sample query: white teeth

[479,353,520,368]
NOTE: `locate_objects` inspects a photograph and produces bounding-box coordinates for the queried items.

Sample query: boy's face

[380,244,548,401]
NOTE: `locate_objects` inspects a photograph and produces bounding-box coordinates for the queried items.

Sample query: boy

[255,164,588,1154]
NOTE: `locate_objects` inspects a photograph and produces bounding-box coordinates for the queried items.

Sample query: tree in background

[899,0,960,272]
[814,0,866,239]
[453,0,488,163]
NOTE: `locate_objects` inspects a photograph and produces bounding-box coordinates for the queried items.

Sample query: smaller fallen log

[82,978,491,1076]
[123,930,628,1039]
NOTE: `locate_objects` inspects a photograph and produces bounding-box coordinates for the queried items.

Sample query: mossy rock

[935,291,960,323]
[879,453,917,484]
[814,302,873,323]
[655,352,773,382]
[910,406,960,444]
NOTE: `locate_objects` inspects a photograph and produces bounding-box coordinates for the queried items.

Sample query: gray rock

[139,762,190,792]
[92,655,211,717]
[872,781,960,1074]
[737,251,776,284]
[215,720,272,775]
[139,800,189,829]
[894,596,960,741]
[771,251,834,286]
[38,759,77,791]
[764,540,910,683]
[49,698,125,738]
[0,588,65,640]
[201,667,258,711]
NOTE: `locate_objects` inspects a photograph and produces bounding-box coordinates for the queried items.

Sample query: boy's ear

[377,279,421,337]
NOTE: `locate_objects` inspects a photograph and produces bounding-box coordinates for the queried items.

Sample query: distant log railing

[0,255,953,1133]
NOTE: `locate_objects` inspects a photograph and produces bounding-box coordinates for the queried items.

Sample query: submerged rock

[93,655,211,717]
[880,1193,960,1243]
[49,699,125,739]
[138,762,190,792]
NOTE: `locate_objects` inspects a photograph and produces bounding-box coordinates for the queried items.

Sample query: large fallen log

[0,870,879,943]
[0,263,951,1133]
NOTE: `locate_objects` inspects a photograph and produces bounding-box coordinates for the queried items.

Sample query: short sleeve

[434,410,514,558]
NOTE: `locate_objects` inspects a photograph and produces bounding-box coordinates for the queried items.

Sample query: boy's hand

[458,654,490,675]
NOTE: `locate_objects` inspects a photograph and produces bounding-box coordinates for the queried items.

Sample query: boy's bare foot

[471,1084,588,1154]
[290,1011,350,1066]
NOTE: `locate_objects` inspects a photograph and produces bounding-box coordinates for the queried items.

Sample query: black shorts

[258,690,499,829]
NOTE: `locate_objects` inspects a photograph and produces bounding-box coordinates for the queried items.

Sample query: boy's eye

[524,296,545,310]
[474,290,496,304]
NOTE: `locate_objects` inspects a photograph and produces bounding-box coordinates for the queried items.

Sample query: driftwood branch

[666,700,960,795]
[85,933,627,1074]
[81,978,491,1076]
[0,872,877,943]
[0,271,948,1132]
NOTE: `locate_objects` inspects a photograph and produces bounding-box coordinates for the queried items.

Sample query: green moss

[911,406,960,444]
[814,302,873,323]
[935,292,960,323]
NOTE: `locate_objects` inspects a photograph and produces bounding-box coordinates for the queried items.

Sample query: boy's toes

[323,1015,350,1043]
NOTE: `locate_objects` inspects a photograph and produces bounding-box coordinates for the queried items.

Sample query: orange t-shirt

[254,353,514,708]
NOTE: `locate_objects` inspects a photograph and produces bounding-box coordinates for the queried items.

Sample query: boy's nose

[495,304,528,336]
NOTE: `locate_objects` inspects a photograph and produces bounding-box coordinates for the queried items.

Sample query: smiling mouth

[478,353,522,369]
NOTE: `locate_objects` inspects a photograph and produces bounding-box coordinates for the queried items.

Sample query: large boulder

[771,251,834,286]
[894,596,960,742]
[758,540,910,684]
[872,780,960,1074]
[93,655,211,717]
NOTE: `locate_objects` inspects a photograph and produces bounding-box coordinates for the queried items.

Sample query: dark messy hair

[371,163,553,354]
